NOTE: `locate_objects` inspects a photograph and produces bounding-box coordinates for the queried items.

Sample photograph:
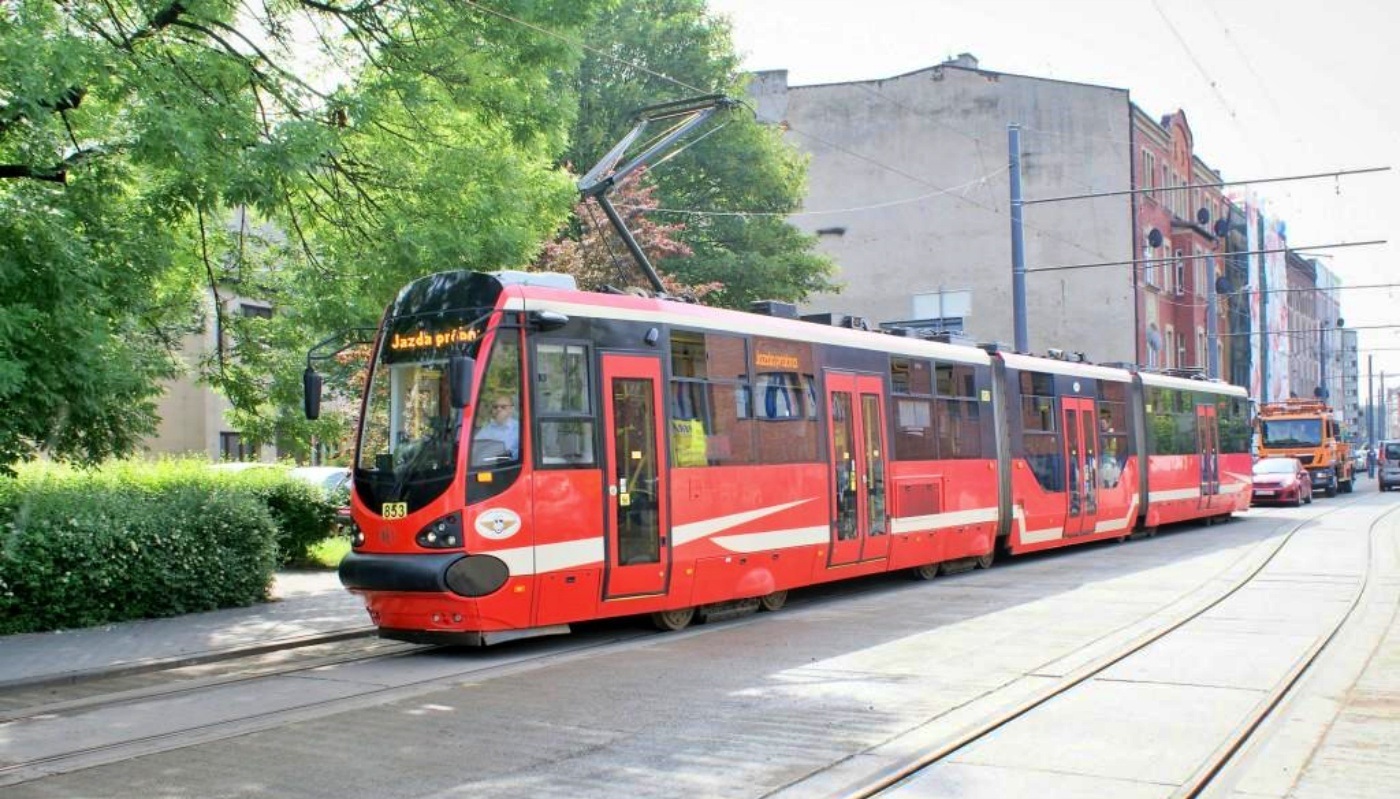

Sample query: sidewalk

[0,570,370,690]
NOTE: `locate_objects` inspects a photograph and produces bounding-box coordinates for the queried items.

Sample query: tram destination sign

[383,319,484,363]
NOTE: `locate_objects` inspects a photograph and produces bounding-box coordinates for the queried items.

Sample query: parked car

[289,466,352,534]
[1379,441,1400,492]
[1252,456,1312,506]
[289,466,351,495]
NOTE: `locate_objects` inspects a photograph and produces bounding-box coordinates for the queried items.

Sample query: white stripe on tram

[889,507,1000,534]
[671,498,816,546]
[712,526,831,553]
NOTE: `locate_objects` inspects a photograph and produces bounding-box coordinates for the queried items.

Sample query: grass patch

[303,536,352,569]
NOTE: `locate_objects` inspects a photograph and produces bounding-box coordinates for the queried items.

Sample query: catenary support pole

[1009,124,1028,353]
[1368,355,1374,442]
[1207,257,1219,378]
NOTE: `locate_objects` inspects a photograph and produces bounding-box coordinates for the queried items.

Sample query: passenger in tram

[473,393,520,461]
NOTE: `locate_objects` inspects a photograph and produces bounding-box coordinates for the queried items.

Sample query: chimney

[945,52,979,70]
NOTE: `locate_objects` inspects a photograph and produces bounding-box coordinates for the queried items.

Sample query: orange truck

[1254,399,1354,496]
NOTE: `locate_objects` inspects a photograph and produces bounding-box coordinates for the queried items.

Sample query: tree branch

[0,87,86,135]
[0,165,68,183]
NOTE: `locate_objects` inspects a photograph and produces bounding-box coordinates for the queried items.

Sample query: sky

[706,0,1400,389]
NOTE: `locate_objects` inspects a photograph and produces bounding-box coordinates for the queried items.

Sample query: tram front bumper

[339,551,510,598]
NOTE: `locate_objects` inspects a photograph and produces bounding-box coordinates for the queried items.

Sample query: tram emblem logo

[475,508,522,540]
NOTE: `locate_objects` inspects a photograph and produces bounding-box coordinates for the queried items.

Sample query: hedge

[0,460,341,634]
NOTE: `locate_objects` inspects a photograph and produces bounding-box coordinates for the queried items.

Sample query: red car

[1252,457,1313,506]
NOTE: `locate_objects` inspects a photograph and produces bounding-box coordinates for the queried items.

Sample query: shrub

[0,477,278,635]
[221,469,337,566]
[0,458,345,633]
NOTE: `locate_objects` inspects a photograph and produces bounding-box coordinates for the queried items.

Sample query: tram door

[1196,403,1220,512]
[825,372,890,566]
[601,354,670,598]
[1061,397,1100,536]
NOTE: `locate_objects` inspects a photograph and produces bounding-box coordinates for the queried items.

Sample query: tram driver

[472,393,520,463]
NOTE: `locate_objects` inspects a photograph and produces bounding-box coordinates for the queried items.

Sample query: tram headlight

[415,513,463,549]
[350,524,366,548]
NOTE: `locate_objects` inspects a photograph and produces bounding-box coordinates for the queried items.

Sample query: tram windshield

[355,312,490,513]
[1259,419,1322,448]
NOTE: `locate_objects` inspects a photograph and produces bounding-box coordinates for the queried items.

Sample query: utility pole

[1383,371,1388,440]
[1206,254,1219,378]
[1257,214,1269,403]
[1009,124,1028,353]
[1368,355,1375,443]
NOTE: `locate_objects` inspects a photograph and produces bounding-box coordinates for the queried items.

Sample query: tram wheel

[975,550,995,570]
[758,590,788,612]
[650,607,695,632]
[911,563,939,581]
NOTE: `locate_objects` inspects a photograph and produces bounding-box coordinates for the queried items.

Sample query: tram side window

[1147,387,1194,455]
[936,399,981,459]
[1021,371,1056,432]
[470,331,523,467]
[936,363,981,459]
[1024,433,1065,492]
[669,331,755,466]
[891,357,934,461]
[890,357,933,395]
[752,338,819,464]
[893,397,937,460]
[1020,370,1062,491]
[1218,396,1251,453]
[936,363,977,399]
[534,342,596,466]
[1097,381,1129,488]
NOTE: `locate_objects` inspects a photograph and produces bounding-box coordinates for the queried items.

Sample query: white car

[289,466,351,494]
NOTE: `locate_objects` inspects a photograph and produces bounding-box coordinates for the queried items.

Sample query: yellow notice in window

[631,450,642,460]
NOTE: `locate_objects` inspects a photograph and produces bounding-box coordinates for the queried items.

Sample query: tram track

[804,492,1394,799]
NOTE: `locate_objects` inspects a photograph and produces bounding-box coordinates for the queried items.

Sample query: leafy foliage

[1,0,607,466]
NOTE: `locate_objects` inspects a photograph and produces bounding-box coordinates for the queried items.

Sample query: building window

[1143,239,1161,289]
[219,432,258,462]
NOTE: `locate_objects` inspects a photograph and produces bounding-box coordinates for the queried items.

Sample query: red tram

[314,270,1252,644]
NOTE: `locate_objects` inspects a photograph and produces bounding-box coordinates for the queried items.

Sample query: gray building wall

[750,57,1136,362]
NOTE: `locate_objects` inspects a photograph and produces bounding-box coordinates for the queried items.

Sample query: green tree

[1,0,605,469]
[566,0,836,309]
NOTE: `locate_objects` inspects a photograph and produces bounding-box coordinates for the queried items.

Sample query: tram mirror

[448,355,475,409]
[303,367,323,420]
[529,310,570,331]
